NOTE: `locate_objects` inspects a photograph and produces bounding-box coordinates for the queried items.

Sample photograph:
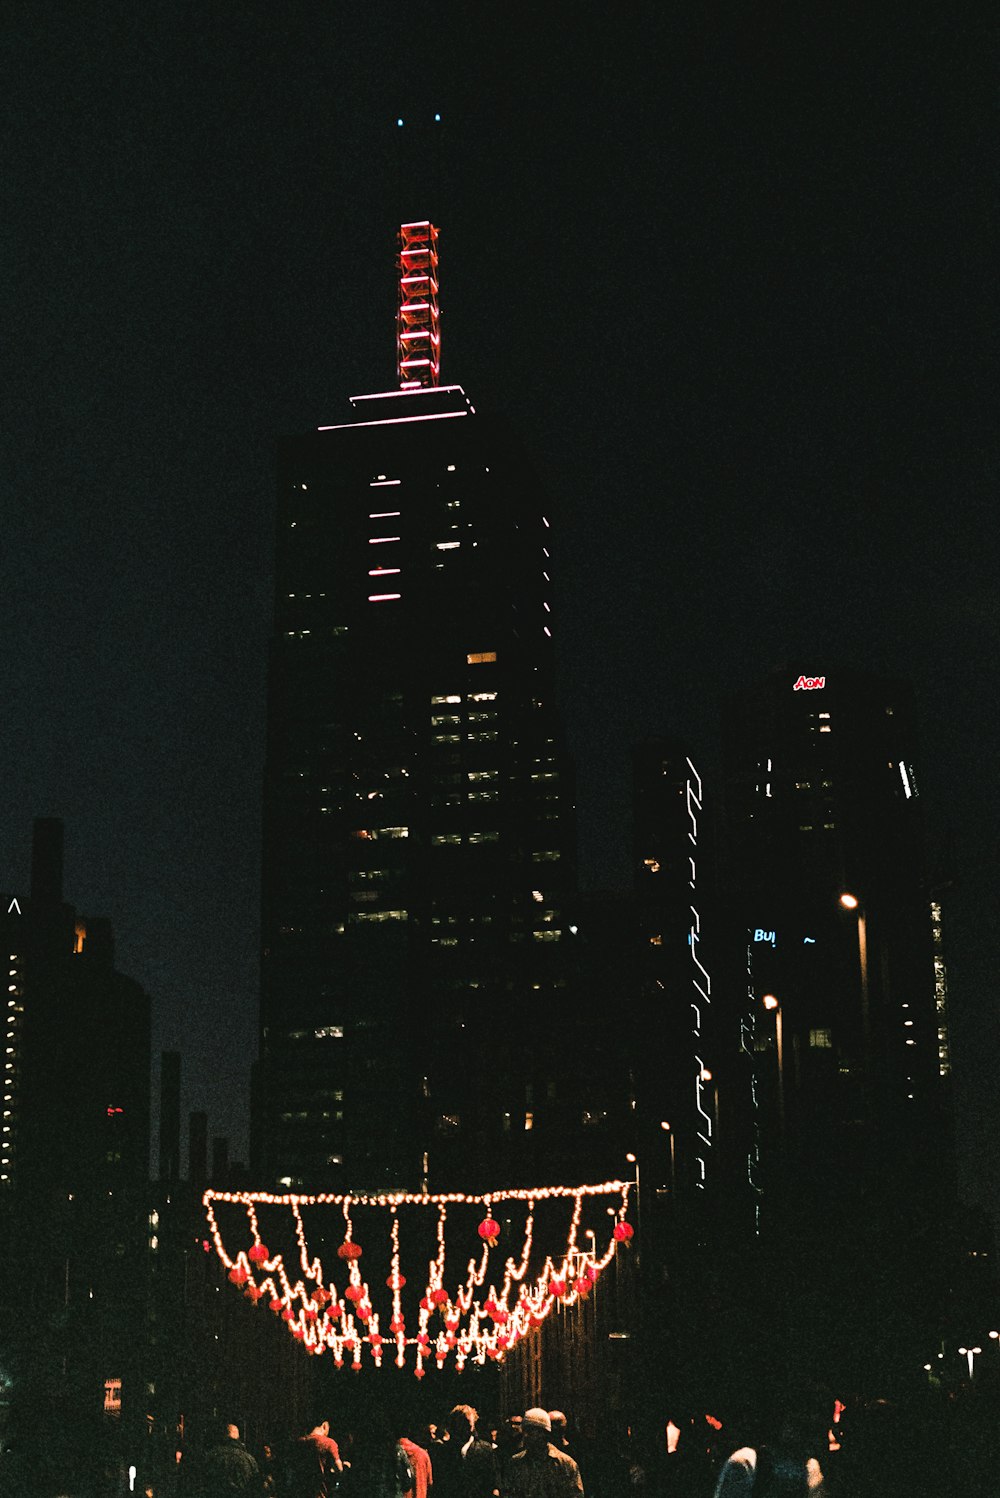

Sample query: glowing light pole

[763,994,784,1136]
[959,1345,982,1380]
[839,893,870,1055]
[626,1152,640,1262]
[660,1121,676,1195]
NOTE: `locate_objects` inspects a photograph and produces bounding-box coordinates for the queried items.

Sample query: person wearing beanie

[507,1408,584,1497]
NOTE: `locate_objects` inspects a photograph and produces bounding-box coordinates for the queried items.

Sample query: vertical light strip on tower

[686,757,714,1187]
[397,222,441,389]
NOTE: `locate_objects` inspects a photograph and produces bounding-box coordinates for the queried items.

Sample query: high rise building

[629,740,718,1203]
[255,226,577,1192]
[0,818,152,1442]
[721,666,953,1383]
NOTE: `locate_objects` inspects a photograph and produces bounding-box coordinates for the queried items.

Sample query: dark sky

[2,5,996,1222]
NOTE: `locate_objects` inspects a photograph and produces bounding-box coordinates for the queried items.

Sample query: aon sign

[793,675,826,691]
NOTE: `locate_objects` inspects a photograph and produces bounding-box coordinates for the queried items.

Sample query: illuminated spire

[397,221,441,389]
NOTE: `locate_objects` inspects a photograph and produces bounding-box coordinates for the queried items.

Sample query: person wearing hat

[506,1409,584,1498]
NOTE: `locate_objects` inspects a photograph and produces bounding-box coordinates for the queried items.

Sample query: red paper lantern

[228,1266,248,1285]
[420,1296,433,1312]
[431,1288,449,1306]
[345,1283,363,1303]
[268,1297,282,1313]
[390,1316,405,1334]
[337,1241,362,1261]
[478,1216,501,1241]
[414,1367,425,1379]
[386,1274,406,1289]
[313,1286,330,1307]
[248,1243,269,1264]
[613,1221,634,1242]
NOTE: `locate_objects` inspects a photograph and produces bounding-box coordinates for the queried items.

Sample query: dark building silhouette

[255,376,578,1192]
[0,818,151,1467]
[721,665,954,1386]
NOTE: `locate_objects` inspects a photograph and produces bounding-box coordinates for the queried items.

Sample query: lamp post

[959,1345,982,1381]
[839,893,870,1050]
[626,1152,640,1262]
[660,1120,676,1195]
[763,994,784,1137]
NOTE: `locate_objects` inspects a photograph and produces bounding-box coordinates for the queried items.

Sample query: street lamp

[626,1152,640,1265]
[959,1346,982,1380]
[660,1121,676,1195]
[762,994,785,1135]
[839,892,870,1049]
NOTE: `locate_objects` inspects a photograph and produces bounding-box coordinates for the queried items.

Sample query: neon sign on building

[793,675,826,691]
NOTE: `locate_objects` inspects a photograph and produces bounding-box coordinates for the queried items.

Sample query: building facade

[255,378,578,1192]
[721,666,953,1386]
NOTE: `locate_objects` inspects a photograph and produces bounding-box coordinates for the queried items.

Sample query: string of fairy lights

[204,1181,635,1377]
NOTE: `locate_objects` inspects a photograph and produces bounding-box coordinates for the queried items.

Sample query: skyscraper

[0,818,151,1439]
[255,226,576,1192]
[721,666,952,1383]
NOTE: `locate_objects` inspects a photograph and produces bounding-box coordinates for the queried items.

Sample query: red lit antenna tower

[397,221,441,388]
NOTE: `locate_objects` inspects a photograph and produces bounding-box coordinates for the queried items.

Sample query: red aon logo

[793,675,826,690]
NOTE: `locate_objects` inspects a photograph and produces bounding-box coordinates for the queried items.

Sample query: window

[468,831,499,844]
[468,692,498,702]
[315,1026,344,1039]
[431,694,462,705]
[809,1029,833,1048]
[467,651,497,664]
[431,833,462,845]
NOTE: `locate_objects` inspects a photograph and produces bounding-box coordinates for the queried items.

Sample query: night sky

[2,7,996,1224]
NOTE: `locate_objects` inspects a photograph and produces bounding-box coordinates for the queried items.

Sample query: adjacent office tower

[255,225,576,1192]
[0,818,151,1429]
[723,667,949,1173]
[629,741,717,1202]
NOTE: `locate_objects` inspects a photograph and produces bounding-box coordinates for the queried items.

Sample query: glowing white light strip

[319,412,468,432]
[369,594,402,602]
[369,479,401,487]
[350,386,466,403]
[369,512,400,519]
[369,568,401,577]
[369,537,401,544]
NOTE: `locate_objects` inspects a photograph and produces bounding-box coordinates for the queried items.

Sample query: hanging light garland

[205,1180,633,1376]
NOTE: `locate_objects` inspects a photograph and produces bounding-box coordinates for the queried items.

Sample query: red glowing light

[397,223,441,389]
[793,675,826,691]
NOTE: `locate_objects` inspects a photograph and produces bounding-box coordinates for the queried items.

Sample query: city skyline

[1,7,995,1230]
